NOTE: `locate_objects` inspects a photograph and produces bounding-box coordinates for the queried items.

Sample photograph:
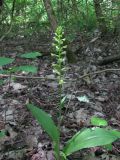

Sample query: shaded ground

[0,32,120,160]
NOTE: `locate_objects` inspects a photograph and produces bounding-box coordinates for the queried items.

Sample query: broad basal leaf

[17,65,37,73]
[109,130,120,137]
[91,116,108,126]
[27,104,59,143]
[63,127,119,156]
[20,52,42,59]
[0,57,14,66]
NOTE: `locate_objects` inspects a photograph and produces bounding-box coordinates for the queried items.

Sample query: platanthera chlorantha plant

[0,27,119,159]
[26,26,120,160]
[0,27,119,160]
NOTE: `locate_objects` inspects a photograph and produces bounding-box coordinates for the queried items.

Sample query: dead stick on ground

[0,68,120,81]
[79,68,120,79]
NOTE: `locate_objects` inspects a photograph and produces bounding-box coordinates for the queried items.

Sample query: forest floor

[0,33,120,160]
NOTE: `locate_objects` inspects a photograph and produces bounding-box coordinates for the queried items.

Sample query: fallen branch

[79,68,120,79]
[0,68,120,81]
[0,74,57,80]
[98,54,120,65]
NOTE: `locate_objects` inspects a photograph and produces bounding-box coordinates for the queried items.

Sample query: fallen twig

[0,68,120,81]
[79,68,120,79]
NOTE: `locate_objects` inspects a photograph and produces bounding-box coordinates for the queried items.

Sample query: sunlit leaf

[109,130,120,137]
[63,127,119,156]
[0,57,14,66]
[20,52,42,59]
[91,116,108,126]
[17,65,37,73]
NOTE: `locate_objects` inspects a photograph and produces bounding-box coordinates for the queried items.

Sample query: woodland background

[0,0,120,160]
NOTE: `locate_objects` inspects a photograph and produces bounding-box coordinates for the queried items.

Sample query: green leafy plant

[0,52,38,75]
[27,26,120,160]
[27,103,120,160]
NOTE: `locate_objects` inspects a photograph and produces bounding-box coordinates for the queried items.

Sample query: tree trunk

[98,54,120,65]
[0,0,3,6]
[0,0,3,14]
[43,0,58,31]
[114,0,120,45]
[93,0,107,34]
[71,0,78,16]
[57,0,64,21]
